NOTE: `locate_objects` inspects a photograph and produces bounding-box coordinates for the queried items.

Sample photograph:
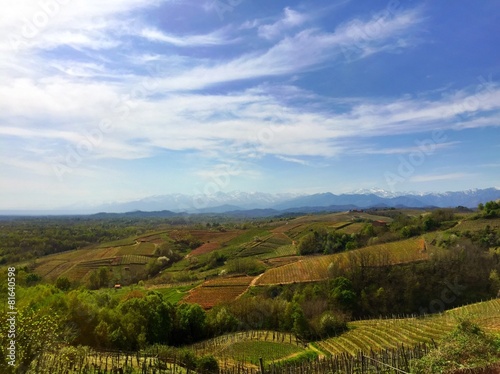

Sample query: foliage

[0,308,66,374]
[411,319,500,373]
[479,200,500,218]
[225,257,265,275]
[55,276,71,291]
[297,229,358,255]
[196,355,220,373]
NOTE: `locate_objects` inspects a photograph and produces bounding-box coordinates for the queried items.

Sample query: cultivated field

[190,330,308,365]
[237,233,293,258]
[182,276,256,309]
[450,218,500,232]
[255,238,428,285]
[315,298,500,356]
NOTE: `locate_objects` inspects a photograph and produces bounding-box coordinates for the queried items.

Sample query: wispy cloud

[258,7,308,40]
[155,7,424,91]
[410,173,475,183]
[140,27,236,46]
[350,142,461,155]
[276,155,310,166]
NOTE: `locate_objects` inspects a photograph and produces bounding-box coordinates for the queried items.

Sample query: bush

[318,312,347,337]
[197,355,219,374]
[411,319,500,373]
[226,258,265,275]
[55,277,71,291]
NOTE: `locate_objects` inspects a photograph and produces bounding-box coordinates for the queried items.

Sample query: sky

[0,0,499,210]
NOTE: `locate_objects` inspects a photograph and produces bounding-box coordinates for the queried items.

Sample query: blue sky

[0,0,499,209]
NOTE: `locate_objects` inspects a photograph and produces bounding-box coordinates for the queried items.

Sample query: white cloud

[140,27,236,46]
[258,7,308,40]
[351,142,461,155]
[154,8,424,92]
[276,156,310,166]
[410,173,475,183]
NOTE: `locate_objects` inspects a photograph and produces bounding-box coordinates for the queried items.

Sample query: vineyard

[315,298,500,356]
[336,222,366,234]
[190,330,309,366]
[116,242,157,256]
[182,276,255,309]
[26,342,433,374]
[449,217,500,233]
[237,233,292,258]
[255,238,428,285]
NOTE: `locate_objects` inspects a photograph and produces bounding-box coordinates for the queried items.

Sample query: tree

[207,306,239,335]
[98,267,110,288]
[330,277,356,309]
[175,303,207,344]
[412,320,499,373]
[0,308,65,374]
[197,355,219,374]
[297,232,320,255]
[318,311,347,337]
[55,277,71,291]
[292,304,309,339]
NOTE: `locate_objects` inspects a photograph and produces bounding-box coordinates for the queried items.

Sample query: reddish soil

[188,242,220,257]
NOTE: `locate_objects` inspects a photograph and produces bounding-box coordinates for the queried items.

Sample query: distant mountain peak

[21,187,499,216]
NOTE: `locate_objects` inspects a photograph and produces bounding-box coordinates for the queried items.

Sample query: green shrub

[411,319,500,373]
[197,355,219,374]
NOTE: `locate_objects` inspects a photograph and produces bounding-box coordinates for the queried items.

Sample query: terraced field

[255,238,427,285]
[237,233,292,258]
[116,242,157,256]
[183,276,255,309]
[261,244,297,260]
[314,298,500,356]
[336,222,365,234]
[450,218,500,232]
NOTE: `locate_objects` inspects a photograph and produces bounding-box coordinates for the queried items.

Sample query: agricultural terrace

[183,276,255,309]
[237,233,293,259]
[449,217,500,233]
[314,298,500,356]
[271,211,392,241]
[32,238,156,281]
[255,238,428,285]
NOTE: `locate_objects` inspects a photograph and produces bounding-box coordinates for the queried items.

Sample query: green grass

[154,284,198,303]
[96,236,137,248]
[336,222,365,234]
[217,341,305,364]
[237,234,291,258]
[225,228,272,247]
[260,244,297,259]
[449,217,500,233]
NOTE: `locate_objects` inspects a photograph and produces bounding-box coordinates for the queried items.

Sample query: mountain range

[88,188,500,215]
[2,188,499,216]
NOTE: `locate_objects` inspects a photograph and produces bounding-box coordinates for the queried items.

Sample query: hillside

[255,238,428,285]
[1,206,499,373]
[315,298,500,356]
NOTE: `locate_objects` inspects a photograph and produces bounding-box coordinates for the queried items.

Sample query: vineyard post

[259,357,265,374]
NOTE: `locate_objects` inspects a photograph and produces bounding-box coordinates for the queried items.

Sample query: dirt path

[249,273,264,287]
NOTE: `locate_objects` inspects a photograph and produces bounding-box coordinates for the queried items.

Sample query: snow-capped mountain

[96,191,301,213]
[90,188,500,214]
